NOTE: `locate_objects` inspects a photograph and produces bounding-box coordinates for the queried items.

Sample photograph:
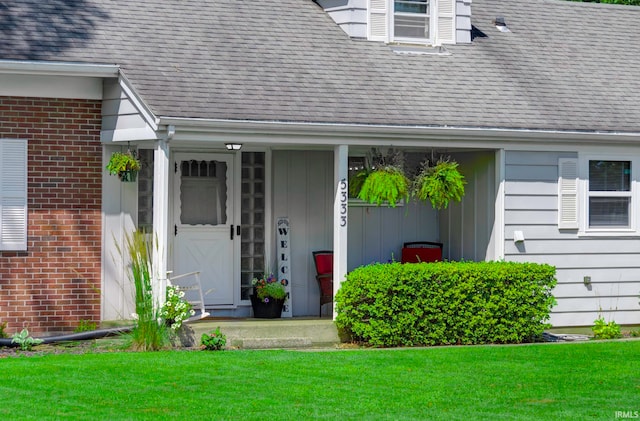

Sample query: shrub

[335,261,557,347]
[201,327,227,351]
[592,316,623,340]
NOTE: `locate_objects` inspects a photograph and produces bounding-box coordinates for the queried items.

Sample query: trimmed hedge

[335,261,557,347]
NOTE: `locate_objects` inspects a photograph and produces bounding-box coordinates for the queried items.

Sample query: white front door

[173,153,235,306]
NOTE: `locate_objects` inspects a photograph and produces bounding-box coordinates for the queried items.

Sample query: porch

[184,317,341,350]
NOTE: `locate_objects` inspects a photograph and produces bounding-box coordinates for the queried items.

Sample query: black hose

[0,326,133,348]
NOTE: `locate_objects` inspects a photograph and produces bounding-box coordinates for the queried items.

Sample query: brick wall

[0,97,102,335]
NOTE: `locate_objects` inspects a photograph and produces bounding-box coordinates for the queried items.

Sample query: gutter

[0,59,119,77]
[157,116,640,145]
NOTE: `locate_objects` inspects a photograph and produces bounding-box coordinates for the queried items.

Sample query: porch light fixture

[225,143,242,151]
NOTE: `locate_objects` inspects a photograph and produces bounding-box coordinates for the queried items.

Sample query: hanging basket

[119,170,138,182]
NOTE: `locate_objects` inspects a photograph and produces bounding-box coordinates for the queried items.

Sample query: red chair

[312,251,333,317]
[401,241,443,263]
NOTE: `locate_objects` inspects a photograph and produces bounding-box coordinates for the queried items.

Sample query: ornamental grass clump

[120,231,170,351]
[252,273,286,303]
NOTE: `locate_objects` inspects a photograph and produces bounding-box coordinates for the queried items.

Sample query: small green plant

[11,328,44,351]
[630,328,640,337]
[73,320,98,333]
[106,150,141,180]
[161,285,195,330]
[592,316,623,340]
[201,327,227,351]
[412,159,466,210]
[0,321,7,339]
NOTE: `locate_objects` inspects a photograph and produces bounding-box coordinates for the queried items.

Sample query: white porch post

[152,135,171,308]
[332,144,349,319]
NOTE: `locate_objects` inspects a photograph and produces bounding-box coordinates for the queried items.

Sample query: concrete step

[181,318,340,350]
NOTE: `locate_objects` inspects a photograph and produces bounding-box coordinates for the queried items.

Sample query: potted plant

[250,273,287,318]
[412,159,466,209]
[106,150,141,182]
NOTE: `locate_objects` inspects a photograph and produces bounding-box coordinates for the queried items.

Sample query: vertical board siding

[272,150,333,316]
[440,151,496,262]
[272,150,439,316]
[504,150,640,326]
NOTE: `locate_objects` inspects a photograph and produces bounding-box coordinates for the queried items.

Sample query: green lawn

[1,340,639,420]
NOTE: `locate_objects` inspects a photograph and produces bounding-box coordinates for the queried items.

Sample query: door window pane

[180,160,227,225]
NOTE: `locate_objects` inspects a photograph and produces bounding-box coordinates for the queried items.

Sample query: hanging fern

[412,160,466,210]
[358,166,409,207]
[349,167,372,198]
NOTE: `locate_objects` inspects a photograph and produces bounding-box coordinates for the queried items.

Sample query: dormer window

[369,0,459,45]
[394,0,431,41]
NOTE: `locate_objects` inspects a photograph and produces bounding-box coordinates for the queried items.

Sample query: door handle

[230,225,234,240]
[236,225,241,236]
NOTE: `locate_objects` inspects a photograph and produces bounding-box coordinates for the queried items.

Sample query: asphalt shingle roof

[1,0,639,132]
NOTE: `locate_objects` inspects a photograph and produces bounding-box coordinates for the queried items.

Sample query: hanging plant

[106,150,141,182]
[412,159,466,210]
[349,166,372,198]
[358,166,410,207]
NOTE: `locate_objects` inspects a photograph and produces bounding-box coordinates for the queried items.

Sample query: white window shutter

[0,139,28,250]
[369,0,388,42]
[437,0,456,44]
[558,158,578,229]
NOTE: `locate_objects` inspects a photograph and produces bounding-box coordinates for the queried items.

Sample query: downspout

[0,326,133,348]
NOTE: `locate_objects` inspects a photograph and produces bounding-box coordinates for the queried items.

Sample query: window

[560,156,638,234]
[240,152,265,300]
[368,0,455,45]
[394,0,430,40]
[137,149,154,232]
[0,139,28,251]
[588,160,631,228]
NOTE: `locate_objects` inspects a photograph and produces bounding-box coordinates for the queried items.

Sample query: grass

[1,340,639,420]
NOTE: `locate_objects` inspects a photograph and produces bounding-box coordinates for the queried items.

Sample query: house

[1,0,639,334]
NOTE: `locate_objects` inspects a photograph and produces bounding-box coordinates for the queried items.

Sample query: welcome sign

[276,217,292,318]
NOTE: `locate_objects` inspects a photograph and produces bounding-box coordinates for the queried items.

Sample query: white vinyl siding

[0,139,28,251]
[505,151,640,326]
